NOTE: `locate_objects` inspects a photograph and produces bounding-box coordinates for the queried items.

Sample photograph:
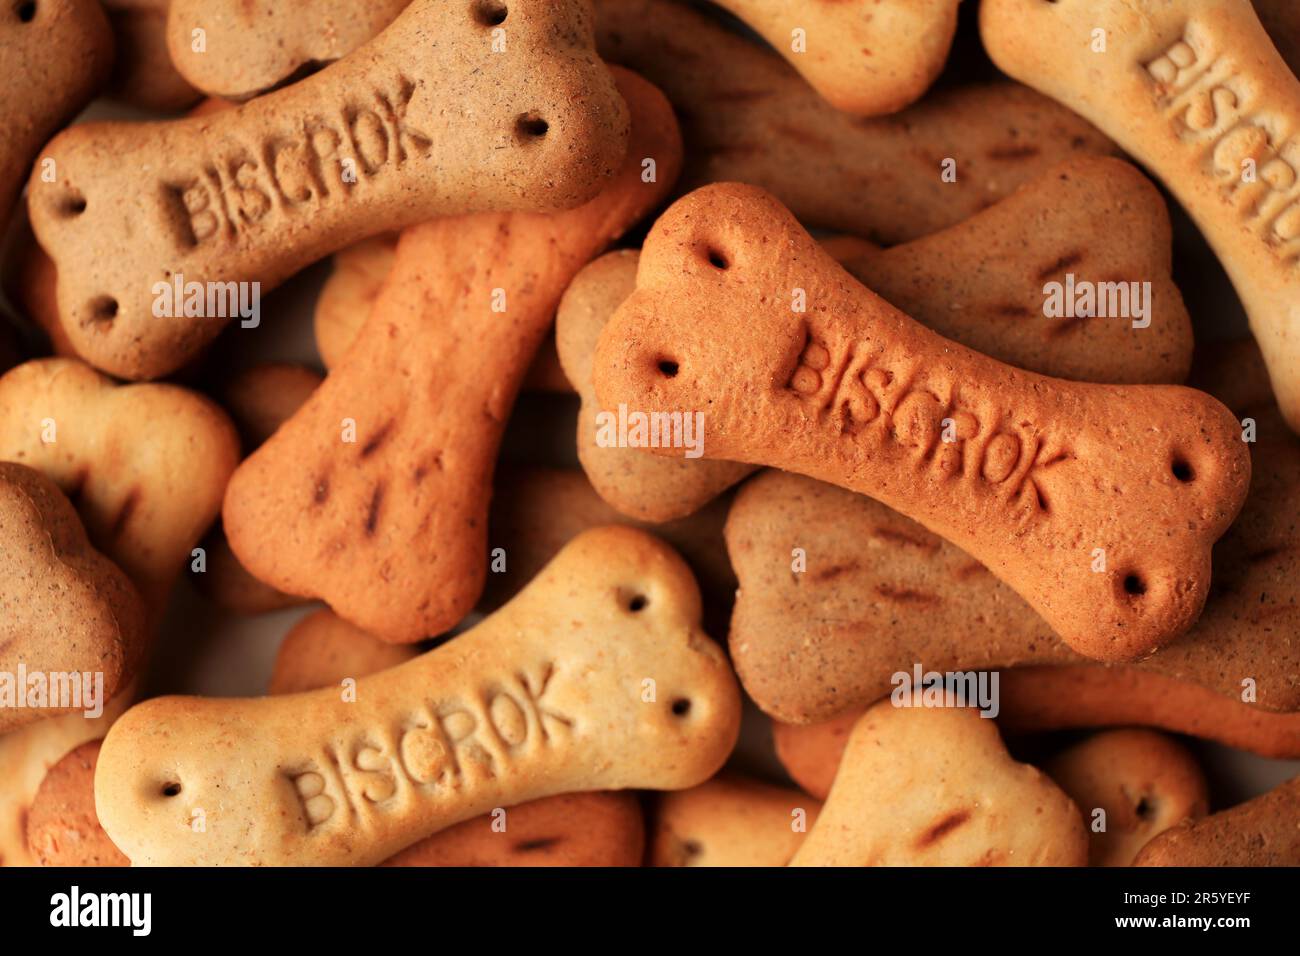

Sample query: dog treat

[272,608,645,866]
[982,0,1300,433]
[483,466,735,615]
[0,463,146,732]
[0,358,239,618]
[728,335,1300,723]
[1134,776,1300,867]
[223,69,680,643]
[777,665,1300,802]
[1046,729,1209,867]
[0,0,112,224]
[383,792,645,867]
[709,0,960,117]
[595,183,1250,663]
[105,0,201,110]
[833,157,1193,385]
[563,157,1192,525]
[166,0,409,100]
[96,526,740,866]
[594,0,1116,245]
[192,363,320,615]
[0,692,130,867]
[789,702,1088,866]
[27,0,629,381]
[1255,0,1300,79]
[267,609,420,697]
[24,740,129,867]
[649,772,819,867]
[314,234,570,392]
[557,250,755,522]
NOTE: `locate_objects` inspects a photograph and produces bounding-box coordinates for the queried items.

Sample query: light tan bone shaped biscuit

[982,0,1300,433]
[24,615,644,867]
[649,772,820,867]
[223,68,681,643]
[0,358,240,620]
[1046,729,1209,867]
[272,610,647,867]
[195,363,321,615]
[482,466,736,615]
[789,702,1088,867]
[166,0,409,100]
[96,527,741,866]
[0,463,146,733]
[709,0,961,117]
[1133,776,1300,866]
[562,157,1193,524]
[104,0,201,110]
[313,234,571,392]
[557,250,756,523]
[27,0,629,381]
[593,0,1117,245]
[594,183,1250,663]
[775,667,1300,801]
[0,0,112,224]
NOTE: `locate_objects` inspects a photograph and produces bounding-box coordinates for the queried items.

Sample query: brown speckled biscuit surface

[1133,777,1300,867]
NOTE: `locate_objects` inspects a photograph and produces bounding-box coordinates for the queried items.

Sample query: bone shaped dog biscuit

[594,183,1250,662]
[982,0,1300,432]
[28,0,629,380]
[223,68,680,642]
[95,527,741,866]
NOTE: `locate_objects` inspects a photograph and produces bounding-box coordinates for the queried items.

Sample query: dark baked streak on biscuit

[360,419,395,458]
[108,487,140,540]
[813,562,859,582]
[875,583,940,605]
[987,143,1040,161]
[312,475,330,505]
[916,808,971,848]
[872,525,940,552]
[1036,250,1085,281]
[515,836,562,852]
[364,483,385,536]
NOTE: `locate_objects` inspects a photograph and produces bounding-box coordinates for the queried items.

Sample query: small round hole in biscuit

[472,0,507,26]
[628,594,647,612]
[160,781,182,797]
[515,114,549,141]
[1123,573,1147,597]
[1171,458,1194,483]
[15,1,36,23]
[87,296,118,326]
[705,248,729,270]
[58,194,87,217]
[671,698,691,717]
[657,359,679,378]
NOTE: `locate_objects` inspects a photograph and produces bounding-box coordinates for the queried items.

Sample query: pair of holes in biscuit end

[618,589,692,718]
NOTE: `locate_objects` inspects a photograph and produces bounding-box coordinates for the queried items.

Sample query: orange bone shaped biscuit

[223,69,681,642]
[593,183,1250,662]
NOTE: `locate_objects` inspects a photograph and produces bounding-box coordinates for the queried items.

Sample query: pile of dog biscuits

[1,0,1298,867]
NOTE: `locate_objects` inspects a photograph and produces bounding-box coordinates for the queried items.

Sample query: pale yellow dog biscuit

[790,702,1088,866]
[982,0,1300,431]
[96,527,741,865]
[28,0,629,380]
[1133,776,1300,866]
[1046,729,1209,867]
[710,0,961,116]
